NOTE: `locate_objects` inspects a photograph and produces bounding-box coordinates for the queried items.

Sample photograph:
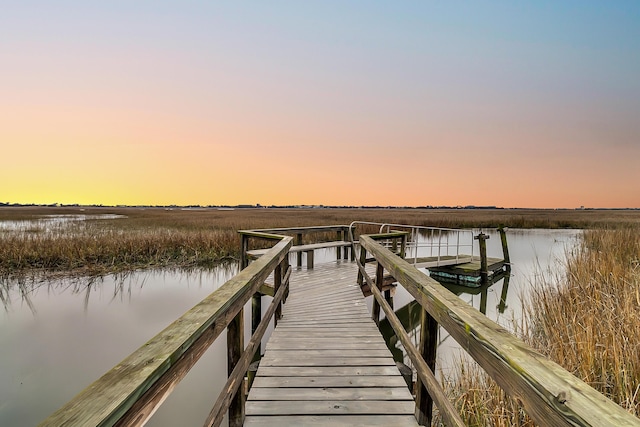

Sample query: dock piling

[474,233,490,284]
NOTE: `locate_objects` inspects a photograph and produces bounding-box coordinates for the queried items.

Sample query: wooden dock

[41,224,640,427]
[245,261,419,426]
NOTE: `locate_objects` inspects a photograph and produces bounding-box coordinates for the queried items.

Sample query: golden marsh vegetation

[2,205,639,278]
[442,227,640,425]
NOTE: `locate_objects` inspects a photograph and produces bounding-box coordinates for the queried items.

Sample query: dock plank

[251,376,409,388]
[260,357,396,367]
[244,415,419,426]
[248,387,413,401]
[246,400,416,415]
[245,261,419,426]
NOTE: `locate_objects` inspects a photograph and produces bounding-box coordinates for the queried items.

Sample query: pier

[245,261,418,426]
[40,223,640,427]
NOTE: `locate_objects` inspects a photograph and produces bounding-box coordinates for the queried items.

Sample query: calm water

[0,214,126,234]
[0,229,579,426]
[381,228,581,375]
[0,268,241,427]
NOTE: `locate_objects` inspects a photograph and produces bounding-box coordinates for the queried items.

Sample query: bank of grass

[440,227,640,425]
[1,206,640,278]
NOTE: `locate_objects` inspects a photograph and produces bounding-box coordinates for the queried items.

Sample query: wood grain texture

[39,237,293,427]
[244,415,418,426]
[361,235,640,427]
[246,260,419,426]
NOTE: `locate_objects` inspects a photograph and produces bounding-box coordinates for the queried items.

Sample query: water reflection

[380,271,511,364]
[0,214,125,235]
[0,265,238,427]
[0,265,237,315]
[0,229,580,426]
[376,228,580,378]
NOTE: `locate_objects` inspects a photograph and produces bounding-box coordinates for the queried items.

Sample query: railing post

[283,256,290,303]
[250,292,261,378]
[296,233,303,267]
[336,230,342,260]
[357,247,367,287]
[342,227,349,260]
[384,288,393,310]
[372,263,384,326]
[227,308,244,427]
[241,234,249,269]
[274,263,282,325]
[415,308,438,426]
[350,226,356,261]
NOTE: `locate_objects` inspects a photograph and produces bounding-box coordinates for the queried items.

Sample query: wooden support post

[283,257,290,303]
[250,293,261,362]
[336,230,342,260]
[274,263,282,325]
[357,247,367,287]
[350,227,356,261]
[497,226,511,270]
[227,309,244,427]
[475,233,489,285]
[343,229,349,260]
[241,234,249,269]
[306,251,314,269]
[415,309,438,426]
[247,292,261,389]
[384,288,393,311]
[372,263,384,326]
[296,233,303,268]
[400,234,407,258]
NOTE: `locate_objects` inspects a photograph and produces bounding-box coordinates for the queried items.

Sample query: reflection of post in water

[480,287,488,314]
[497,270,511,313]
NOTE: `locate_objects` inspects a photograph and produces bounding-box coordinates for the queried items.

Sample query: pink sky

[2,2,639,208]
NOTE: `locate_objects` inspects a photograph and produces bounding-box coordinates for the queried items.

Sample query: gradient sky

[2,1,639,208]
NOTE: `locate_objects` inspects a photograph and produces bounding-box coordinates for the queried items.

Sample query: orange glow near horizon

[2,3,639,208]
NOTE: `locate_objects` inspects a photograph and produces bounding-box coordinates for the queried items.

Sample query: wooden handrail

[355,246,465,427]
[359,234,640,427]
[39,236,293,427]
[203,262,291,427]
[240,225,349,235]
[240,225,352,269]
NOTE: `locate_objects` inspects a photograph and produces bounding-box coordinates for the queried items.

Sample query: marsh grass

[438,227,640,425]
[1,206,640,279]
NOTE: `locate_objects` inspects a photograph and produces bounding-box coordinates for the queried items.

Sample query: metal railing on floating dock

[39,224,640,427]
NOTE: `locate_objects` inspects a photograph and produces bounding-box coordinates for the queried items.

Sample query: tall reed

[2,206,640,278]
[439,227,640,425]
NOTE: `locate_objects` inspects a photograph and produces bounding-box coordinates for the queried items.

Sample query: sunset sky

[2,2,639,208]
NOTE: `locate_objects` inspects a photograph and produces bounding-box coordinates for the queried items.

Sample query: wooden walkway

[245,260,419,426]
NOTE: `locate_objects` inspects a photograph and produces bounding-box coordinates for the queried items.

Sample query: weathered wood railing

[39,232,292,427]
[239,225,353,269]
[358,233,640,427]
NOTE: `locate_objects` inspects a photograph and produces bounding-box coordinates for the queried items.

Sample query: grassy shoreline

[2,206,640,278]
[440,227,640,425]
